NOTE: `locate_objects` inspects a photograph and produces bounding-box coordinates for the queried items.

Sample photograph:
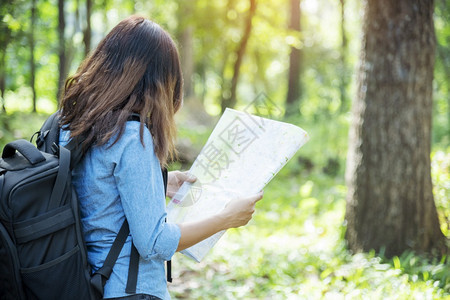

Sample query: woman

[59,15,263,300]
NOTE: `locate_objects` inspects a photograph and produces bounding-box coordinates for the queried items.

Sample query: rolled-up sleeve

[113,123,180,261]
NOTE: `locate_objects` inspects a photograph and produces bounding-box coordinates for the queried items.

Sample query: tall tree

[338,0,349,112]
[345,0,447,257]
[0,7,12,112]
[218,0,236,106]
[83,0,92,57]
[180,26,194,98]
[0,38,7,112]
[101,0,110,35]
[30,0,37,112]
[285,0,302,116]
[57,0,67,101]
[178,1,195,99]
[221,0,257,113]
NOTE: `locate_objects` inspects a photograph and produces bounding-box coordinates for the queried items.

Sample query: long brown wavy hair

[60,15,183,166]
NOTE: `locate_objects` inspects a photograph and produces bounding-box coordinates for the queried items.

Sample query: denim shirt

[60,121,180,299]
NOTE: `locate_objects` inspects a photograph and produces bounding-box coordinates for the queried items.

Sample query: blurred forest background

[0,0,449,299]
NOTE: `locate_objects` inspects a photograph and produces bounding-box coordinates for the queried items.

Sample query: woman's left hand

[166,171,197,198]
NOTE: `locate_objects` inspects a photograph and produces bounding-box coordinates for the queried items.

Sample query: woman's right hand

[176,191,264,252]
[220,192,264,229]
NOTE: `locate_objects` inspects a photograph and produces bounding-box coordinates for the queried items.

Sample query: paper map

[167,108,309,262]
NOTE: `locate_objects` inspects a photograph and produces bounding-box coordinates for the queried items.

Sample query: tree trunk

[0,28,9,113]
[0,51,6,112]
[75,0,81,33]
[177,1,195,100]
[218,0,234,106]
[180,26,194,99]
[285,0,302,117]
[57,0,66,102]
[30,0,37,112]
[345,0,447,257]
[102,0,109,34]
[83,0,92,57]
[338,0,349,112]
[221,0,257,113]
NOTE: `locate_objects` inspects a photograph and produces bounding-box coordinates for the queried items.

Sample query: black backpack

[0,112,167,299]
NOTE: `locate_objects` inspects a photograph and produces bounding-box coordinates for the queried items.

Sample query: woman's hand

[176,191,264,252]
[166,171,196,198]
[219,192,264,229]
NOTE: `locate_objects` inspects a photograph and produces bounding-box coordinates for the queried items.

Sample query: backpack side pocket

[0,222,25,300]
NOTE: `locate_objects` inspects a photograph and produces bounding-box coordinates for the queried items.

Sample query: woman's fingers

[253,191,264,203]
[177,171,197,184]
[241,191,264,205]
[220,191,264,229]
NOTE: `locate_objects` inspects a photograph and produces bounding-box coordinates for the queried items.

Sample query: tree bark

[221,0,257,113]
[30,0,37,112]
[57,0,66,102]
[285,0,302,117]
[83,0,92,57]
[345,0,447,257]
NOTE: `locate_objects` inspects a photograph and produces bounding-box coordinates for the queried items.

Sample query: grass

[169,162,449,299]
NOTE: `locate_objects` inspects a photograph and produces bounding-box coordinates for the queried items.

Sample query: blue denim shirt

[60,121,180,299]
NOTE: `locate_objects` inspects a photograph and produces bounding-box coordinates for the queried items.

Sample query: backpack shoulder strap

[65,137,84,170]
[125,168,171,293]
[161,168,172,282]
[36,111,61,153]
[90,220,131,298]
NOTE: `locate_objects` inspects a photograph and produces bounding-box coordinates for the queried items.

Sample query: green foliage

[433,0,450,149]
[432,149,450,237]
[0,112,48,150]
[170,167,449,299]
[168,118,449,299]
[380,251,450,293]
